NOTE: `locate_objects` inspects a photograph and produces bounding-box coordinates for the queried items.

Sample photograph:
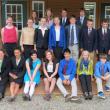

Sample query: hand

[96,50,98,54]
[13,74,18,79]
[108,50,110,55]
[21,46,24,52]
[80,48,83,53]
[0,77,1,81]
[67,80,71,85]
[63,80,67,85]
[101,76,106,81]
[48,77,52,82]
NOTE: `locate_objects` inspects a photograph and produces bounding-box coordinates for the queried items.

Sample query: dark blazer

[34,28,49,49]
[76,16,87,28]
[0,56,10,82]
[80,27,97,52]
[10,56,25,83]
[97,28,110,53]
[49,25,66,50]
[60,17,70,27]
[65,24,80,47]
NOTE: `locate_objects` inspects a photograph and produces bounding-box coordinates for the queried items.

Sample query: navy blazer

[76,17,87,28]
[65,24,80,47]
[49,25,66,50]
[60,18,70,27]
[80,27,97,52]
[97,28,110,53]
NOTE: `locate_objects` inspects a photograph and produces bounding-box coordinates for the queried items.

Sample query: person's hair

[27,17,33,21]
[32,10,38,15]
[101,19,109,23]
[29,50,37,69]
[62,8,68,12]
[69,15,76,20]
[99,54,107,60]
[87,19,93,22]
[0,49,6,54]
[7,16,13,20]
[63,48,71,54]
[80,8,85,12]
[40,17,47,21]
[80,50,91,61]
[14,47,22,52]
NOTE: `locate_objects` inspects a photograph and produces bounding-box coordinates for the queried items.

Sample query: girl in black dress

[9,47,25,102]
[43,50,59,101]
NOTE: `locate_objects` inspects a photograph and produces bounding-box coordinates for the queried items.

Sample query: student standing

[77,51,93,100]
[23,50,41,101]
[43,50,59,101]
[49,16,66,61]
[9,48,25,102]
[1,16,18,57]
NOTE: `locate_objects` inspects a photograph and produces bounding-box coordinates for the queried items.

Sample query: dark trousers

[79,75,92,93]
[37,48,47,59]
[4,43,17,57]
[23,45,34,60]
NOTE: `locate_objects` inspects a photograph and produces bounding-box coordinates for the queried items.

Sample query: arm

[20,29,24,51]
[15,27,18,42]
[48,28,52,49]
[1,28,4,44]
[34,29,38,50]
[94,30,98,51]
[43,62,49,78]
[94,63,101,78]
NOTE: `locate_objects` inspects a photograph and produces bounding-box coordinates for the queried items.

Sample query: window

[32,1,45,18]
[5,4,23,30]
[105,6,110,27]
[84,2,96,28]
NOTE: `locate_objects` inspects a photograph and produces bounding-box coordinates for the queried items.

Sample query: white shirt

[102,28,107,35]
[80,16,85,24]
[39,26,48,36]
[47,63,53,73]
[55,27,60,41]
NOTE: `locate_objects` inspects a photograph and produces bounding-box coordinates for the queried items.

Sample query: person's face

[82,52,89,60]
[102,22,108,29]
[40,18,47,26]
[64,52,70,60]
[80,10,85,17]
[70,18,76,24]
[32,12,37,19]
[61,10,67,17]
[31,53,37,60]
[0,51,4,59]
[14,50,21,58]
[46,10,52,17]
[100,58,107,64]
[54,17,60,25]
[6,17,13,25]
[87,21,93,29]
[27,19,33,28]
[46,52,52,61]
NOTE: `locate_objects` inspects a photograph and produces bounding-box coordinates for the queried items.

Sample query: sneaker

[88,92,93,100]
[65,94,71,102]
[70,96,82,103]
[43,94,51,101]
[8,96,16,102]
[84,92,89,100]
[98,92,105,99]
[23,94,30,101]
[105,86,110,92]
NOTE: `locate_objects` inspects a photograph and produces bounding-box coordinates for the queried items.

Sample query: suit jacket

[80,27,97,52]
[76,17,87,28]
[65,24,80,47]
[10,56,25,79]
[34,28,49,49]
[97,28,110,53]
[60,17,70,27]
[49,25,66,50]
[0,56,10,81]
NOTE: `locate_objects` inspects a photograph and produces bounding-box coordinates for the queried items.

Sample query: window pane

[17,6,21,13]
[39,3,43,10]
[39,11,43,18]
[7,5,11,13]
[17,14,22,22]
[12,5,16,13]
[34,3,38,10]
[18,23,22,30]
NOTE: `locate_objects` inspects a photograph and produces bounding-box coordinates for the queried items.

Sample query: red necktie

[63,61,69,75]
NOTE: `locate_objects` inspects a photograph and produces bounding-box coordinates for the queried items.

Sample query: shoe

[43,94,51,101]
[105,86,110,92]
[23,94,29,101]
[65,94,71,102]
[0,93,3,100]
[98,92,106,99]
[88,92,93,100]
[70,96,82,103]
[8,96,16,102]
[84,92,89,100]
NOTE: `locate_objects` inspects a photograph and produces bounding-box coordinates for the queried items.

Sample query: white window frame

[105,6,110,28]
[84,2,96,28]
[32,1,45,18]
[5,4,23,31]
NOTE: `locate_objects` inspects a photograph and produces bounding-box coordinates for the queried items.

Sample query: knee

[56,78,62,86]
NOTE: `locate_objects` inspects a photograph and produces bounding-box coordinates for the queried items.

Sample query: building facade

[0,0,110,30]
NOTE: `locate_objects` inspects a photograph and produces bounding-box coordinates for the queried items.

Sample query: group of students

[0,7,110,103]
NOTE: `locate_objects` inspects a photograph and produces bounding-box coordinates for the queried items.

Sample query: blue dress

[24,58,41,84]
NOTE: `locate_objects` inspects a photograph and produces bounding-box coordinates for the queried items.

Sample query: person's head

[101,19,109,29]
[30,50,37,61]
[81,50,90,60]
[80,8,85,17]
[27,18,33,28]
[46,8,53,18]
[87,19,93,29]
[40,17,47,27]
[53,16,60,25]
[32,10,38,19]
[14,47,22,58]
[69,15,76,24]
[61,8,68,18]
[99,54,107,64]
[0,49,5,59]
[6,16,13,26]
[45,50,54,61]
[63,48,71,60]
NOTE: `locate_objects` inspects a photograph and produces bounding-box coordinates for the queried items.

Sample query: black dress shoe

[88,92,93,100]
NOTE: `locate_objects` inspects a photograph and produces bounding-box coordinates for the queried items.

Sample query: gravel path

[0,95,110,110]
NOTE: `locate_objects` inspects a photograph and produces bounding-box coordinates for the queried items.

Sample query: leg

[86,75,92,92]
[71,78,77,97]
[10,82,16,97]
[24,82,30,94]
[56,78,69,97]
[105,74,110,88]
[13,83,20,96]
[49,78,56,94]
[44,78,50,93]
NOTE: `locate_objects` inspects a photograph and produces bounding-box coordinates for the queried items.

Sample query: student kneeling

[57,49,80,102]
